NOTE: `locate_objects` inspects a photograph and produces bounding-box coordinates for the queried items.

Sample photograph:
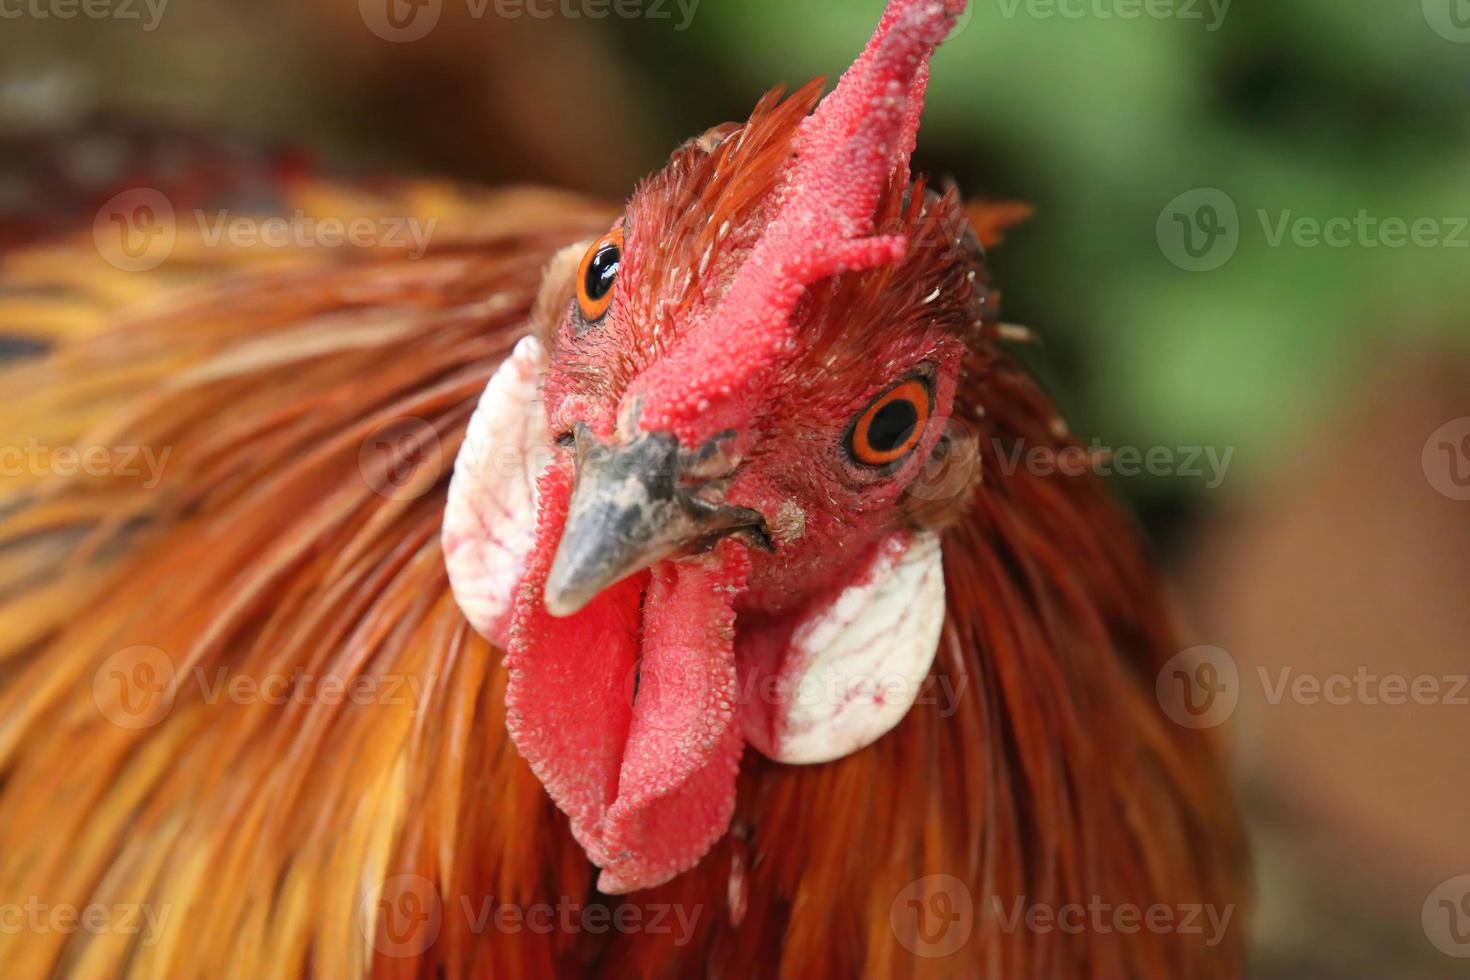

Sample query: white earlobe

[748,531,946,764]
[443,335,553,647]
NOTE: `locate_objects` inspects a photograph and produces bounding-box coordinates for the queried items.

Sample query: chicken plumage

[0,1,1244,976]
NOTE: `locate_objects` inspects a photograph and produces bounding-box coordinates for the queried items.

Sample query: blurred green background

[4,0,1467,524]
[2,0,1468,974]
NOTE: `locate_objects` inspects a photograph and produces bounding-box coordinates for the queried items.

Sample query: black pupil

[585,245,620,305]
[868,398,919,453]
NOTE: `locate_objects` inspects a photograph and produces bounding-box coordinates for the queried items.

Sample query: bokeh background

[2,0,1467,973]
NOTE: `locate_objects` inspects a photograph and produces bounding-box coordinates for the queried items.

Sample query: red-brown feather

[0,121,1242,980]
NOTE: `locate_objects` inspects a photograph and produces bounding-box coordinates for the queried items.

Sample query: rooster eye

[848,378,931,467]
[576,228,623,323]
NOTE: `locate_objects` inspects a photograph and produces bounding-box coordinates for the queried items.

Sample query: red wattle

[505,459,750,892]
[601,544,749,892]
[504,460,643,860]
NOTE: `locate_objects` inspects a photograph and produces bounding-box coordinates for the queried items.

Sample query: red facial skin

[542,238,965,618]
[510,0,976,892]
[525,209,970,890]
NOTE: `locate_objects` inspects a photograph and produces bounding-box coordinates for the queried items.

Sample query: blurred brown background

[2,0,1468,973]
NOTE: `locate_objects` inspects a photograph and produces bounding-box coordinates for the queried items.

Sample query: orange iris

[850,378,931,466]
[575,227,623,322]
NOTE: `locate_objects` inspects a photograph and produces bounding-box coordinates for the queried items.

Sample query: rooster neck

[0,182,1243,978]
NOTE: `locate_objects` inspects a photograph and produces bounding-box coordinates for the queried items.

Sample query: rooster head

[444,0,984,892]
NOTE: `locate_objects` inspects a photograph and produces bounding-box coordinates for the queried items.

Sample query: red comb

[632,0,965,444]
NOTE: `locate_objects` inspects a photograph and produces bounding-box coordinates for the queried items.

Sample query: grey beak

[542,428,767,617]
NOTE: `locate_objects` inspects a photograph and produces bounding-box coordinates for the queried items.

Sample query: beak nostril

[554,422,596,466]
[543,426,770,616]
[678,429,743,483]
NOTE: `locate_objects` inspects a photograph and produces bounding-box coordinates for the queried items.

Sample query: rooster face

[444,0,975,893]
[540,191,972,623]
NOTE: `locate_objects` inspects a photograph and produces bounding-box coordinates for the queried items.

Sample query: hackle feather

[0,149,1243,978]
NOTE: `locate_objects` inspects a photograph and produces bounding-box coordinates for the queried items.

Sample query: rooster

[0,0,1243,976]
